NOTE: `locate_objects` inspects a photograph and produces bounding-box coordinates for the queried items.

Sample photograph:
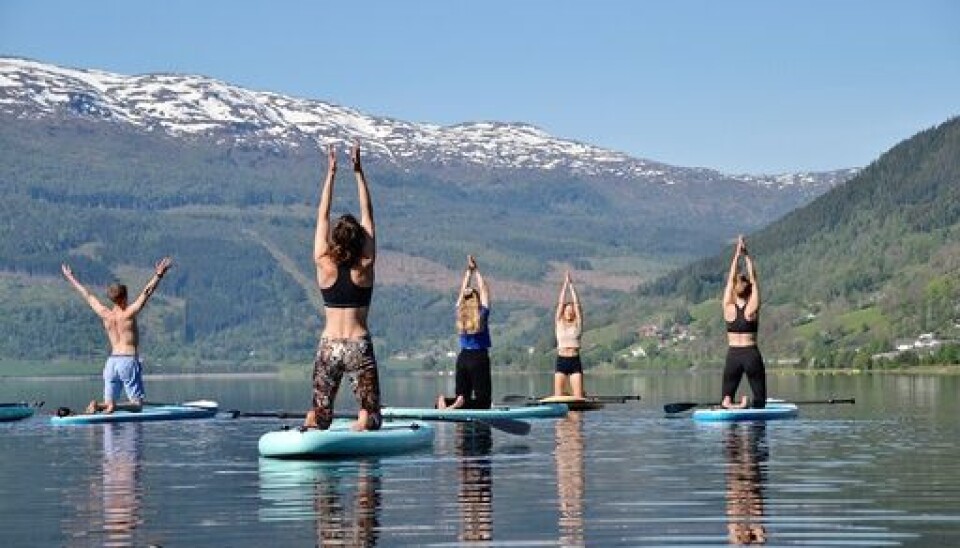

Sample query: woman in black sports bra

[721,235,766,409]
[304,142,381,431]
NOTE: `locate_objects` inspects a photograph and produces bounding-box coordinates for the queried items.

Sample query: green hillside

[592,117,960,369]
[1,115,755,369]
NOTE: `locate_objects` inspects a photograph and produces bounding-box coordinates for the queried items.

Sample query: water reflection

[724,423,768,545]
[62,424,144,547]
[555,412,585,547]
[456,424,494,542]
[258,458,382,546]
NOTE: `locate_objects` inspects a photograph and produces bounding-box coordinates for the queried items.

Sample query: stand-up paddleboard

[381,403,568,421]
[259,419,435,459]
[537,395,606,412]
[692,400,798,422]
[50,400,218,425]
[0,403,35,422]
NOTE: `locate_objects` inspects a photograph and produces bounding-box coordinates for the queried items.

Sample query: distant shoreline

[2,364,957,381]
[0,371,282,381]
[769,365,960,376]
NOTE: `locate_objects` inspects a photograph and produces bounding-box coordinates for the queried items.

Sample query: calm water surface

[1,372,958,546]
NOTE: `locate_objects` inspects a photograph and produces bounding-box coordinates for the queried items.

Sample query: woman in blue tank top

[437,255,492,409]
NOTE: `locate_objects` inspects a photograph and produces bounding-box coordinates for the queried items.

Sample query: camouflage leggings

[312,336,382,430]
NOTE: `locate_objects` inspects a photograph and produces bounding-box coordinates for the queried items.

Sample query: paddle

[663,398,856,414]
[225,409,531,436]
[173,400,219,410]
[501,394,640,404]
[592,395,641,403]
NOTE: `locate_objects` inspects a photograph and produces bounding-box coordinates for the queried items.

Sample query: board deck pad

[692,400,799,422]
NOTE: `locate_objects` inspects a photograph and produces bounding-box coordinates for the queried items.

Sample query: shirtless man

[61,257,173,414]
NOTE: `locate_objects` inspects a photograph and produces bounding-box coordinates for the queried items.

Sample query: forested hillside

[0,112,841,370]
[592,117,960,369]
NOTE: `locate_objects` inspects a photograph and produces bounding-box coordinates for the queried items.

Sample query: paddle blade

[181,400,219,410]
[663,402,700,414]
[594,395,641,403]
[483,418,531,436]
[230,410,306,419]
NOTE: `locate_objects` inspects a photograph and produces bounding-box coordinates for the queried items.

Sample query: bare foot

[103,402,116,414]
[436,395,448,410]
[723,396,748,409]
[352,410,370,432]
[84,400,99,414]
[302,409,319,429]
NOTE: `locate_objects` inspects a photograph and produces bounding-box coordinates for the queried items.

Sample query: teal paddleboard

[0,403,35,422]
[258,419,435,459]
[381,403,567,421]
[50,401,218,425]
[692,400,798,422]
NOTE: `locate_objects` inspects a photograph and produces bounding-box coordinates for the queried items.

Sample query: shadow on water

[723,423,768,545]
[61,423,145,547]
[258,458,382,547]
[556,411,586,546]
[455,423,494,543]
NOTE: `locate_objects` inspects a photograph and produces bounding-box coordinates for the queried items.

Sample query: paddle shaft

[502,394,640,404]
[664,398,855,414]
[226,410,531,436]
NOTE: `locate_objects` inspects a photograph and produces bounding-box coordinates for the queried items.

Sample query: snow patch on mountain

[0,57,856,189]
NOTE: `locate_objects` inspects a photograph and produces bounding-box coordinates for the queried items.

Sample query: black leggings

[722,346,767,409]
[451,348,492,409]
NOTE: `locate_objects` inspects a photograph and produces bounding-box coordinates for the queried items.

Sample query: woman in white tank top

[554,271,585,398]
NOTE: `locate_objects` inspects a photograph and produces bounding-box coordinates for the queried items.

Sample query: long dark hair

[329,214,366,267]
[735,274,753,299]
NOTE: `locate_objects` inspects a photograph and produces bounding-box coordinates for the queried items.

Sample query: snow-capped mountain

[0,57,856,189]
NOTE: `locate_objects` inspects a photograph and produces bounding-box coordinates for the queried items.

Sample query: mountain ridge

[0,56,870,366]
[0,56,855,190]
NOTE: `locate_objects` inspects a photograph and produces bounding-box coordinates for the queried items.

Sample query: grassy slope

[590,117,960,367]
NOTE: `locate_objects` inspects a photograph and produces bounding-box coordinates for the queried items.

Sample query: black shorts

[555,355,583,376]
[453,348,491,409]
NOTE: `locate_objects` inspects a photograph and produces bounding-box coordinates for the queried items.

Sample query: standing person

[304,142,381,432]
[721,235,766,409]
[61,257,173,414]
[554,271,585,398]
[438,255,492,410]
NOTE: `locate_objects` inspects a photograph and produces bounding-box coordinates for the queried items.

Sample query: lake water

[1,371,959,546]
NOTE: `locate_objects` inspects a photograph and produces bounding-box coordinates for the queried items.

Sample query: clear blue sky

[1,0,958,173]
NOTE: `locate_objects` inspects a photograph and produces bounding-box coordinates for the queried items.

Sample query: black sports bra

[726,303,758,334]
[320,263,372,308]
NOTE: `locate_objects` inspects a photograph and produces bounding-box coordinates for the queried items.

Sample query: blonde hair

[457,289,482,334]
